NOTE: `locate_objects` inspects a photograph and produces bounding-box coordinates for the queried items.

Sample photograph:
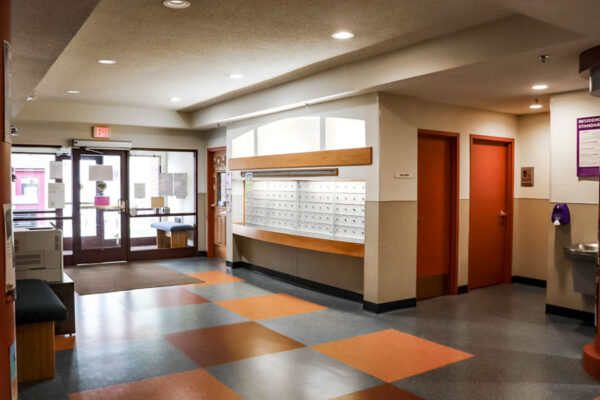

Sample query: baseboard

[228,261,245,269]
[197,251,208,257]
[458,285,468,294]
[545,303,594,324]
[363,298,416,314]
[512,276,547,288]
[241,262,363,302]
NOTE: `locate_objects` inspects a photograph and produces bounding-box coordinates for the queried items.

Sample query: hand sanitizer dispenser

[551,203,570,226]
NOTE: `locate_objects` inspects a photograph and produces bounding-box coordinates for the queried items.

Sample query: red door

[417,132,458,299]
[469,137,513,289]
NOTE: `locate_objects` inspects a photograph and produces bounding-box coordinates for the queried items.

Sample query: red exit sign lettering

[92,126,111,139]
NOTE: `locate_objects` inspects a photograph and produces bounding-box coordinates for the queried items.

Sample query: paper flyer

[89,165,113,181]
[50,160,63,180]
[4,204,15,302]
[134,183,146,199]
[48,182,66,209]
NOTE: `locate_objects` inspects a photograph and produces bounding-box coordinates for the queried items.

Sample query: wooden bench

[151,221,194,249]
[16,279,67,383]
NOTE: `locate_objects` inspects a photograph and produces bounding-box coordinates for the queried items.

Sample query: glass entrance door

[73,149,128,264]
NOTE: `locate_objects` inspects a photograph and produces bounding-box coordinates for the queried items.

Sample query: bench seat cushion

[16,280,67,325]
[151,222,194,232]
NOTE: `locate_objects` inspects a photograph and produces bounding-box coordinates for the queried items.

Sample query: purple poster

[577,116,600,177]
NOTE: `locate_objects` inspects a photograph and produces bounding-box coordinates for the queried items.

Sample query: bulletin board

[577,116,600,177]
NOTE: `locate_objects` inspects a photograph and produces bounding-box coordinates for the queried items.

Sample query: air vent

[15,253,43,268]
[241,168,338,178]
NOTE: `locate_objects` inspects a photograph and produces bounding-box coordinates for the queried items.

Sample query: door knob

[499,210,507,217]
[210,203,216,208]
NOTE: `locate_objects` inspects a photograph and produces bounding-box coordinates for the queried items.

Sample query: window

[11,147,73,254]
[128,150,197,250]
[257,117,320,156]
[325,117,366,150]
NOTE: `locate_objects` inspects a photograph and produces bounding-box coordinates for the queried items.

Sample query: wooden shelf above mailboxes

[228,147,372,170]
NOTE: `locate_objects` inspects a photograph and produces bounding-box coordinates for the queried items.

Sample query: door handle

[499,210,507,217]
[210,203,216,208]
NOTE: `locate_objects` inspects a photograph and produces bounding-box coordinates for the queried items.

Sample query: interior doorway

[468,135,514,289]
[207,147,227,260]
[417,130,459,299]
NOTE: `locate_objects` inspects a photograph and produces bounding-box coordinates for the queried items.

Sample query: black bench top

[16,280,67,325]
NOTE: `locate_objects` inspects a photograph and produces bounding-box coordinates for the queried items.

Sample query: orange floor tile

[313,329,473,382]
[165,321,305,367]
[69,369,241,400]
[330,384,425,400]
[114,287,209,312]
[216,293,327,320]
[188,271,244,285]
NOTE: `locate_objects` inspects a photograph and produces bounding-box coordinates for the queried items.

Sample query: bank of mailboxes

[245,180,365,241]
[14,229,64,283]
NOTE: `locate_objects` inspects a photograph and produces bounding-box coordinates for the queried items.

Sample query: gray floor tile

[185,281,273,301]
[259,308,389,345]
[207,347,382,400]
[132,302,248,334]
[158,257,227,274]
[55,336,197,393]
[19,377,70,400]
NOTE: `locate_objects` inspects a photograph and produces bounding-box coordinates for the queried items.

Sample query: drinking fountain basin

[564,242,598,295]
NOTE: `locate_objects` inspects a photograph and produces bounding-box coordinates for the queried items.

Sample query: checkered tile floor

[19,257,599,400]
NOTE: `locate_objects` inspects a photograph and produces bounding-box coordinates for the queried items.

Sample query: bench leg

[156,230,170,249]
[17,322,55,383]
[170,231,188,248]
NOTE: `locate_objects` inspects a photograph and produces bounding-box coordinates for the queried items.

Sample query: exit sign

[92,126,111,139]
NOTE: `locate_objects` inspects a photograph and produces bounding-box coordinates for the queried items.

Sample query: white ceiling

[13,0,600,120]
[31,0,512,110]
[385,38,597,115]
[11,0,100,116]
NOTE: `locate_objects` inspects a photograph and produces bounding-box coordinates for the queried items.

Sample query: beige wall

[512,199,549,281]
[12,120,209,251]
[547,203,597,313]
[545,91,600,312]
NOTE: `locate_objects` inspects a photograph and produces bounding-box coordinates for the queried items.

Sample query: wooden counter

[233,223,364,258]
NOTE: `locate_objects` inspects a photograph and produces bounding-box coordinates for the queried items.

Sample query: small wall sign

[521,167,534,187]
[92,126,111,139]
[577,116,600,177]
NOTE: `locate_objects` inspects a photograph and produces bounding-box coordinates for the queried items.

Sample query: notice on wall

[134,183,146,199]
[159,173,173,196]
[577,116,600,177]
[50,161,63,180]
[4,41,12,143]
[173,173,188,199]
[48,182,66,209]
[89,165,113,181]
[4,204,15,302]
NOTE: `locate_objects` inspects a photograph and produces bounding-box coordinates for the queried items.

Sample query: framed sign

[577,116,600,177]
[4,41,11,143]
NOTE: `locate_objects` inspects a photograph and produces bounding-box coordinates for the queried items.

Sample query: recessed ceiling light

[163,0,190,9]
[529,99,542,109]
[170,97,181,102]
[229,73,243,79]
[531,84,548,90]
[332,31,354,40]
[97,59,117,65]
[66,90,80,94]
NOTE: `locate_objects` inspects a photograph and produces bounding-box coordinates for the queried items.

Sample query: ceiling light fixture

[529,99,542,109]
[163,0,190,9]
[531,84,548,90]
[332,31,354,40]
[170,97,181,102]
[66,90,80,94]
[97,59,117,65]
[229,73,243,79]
